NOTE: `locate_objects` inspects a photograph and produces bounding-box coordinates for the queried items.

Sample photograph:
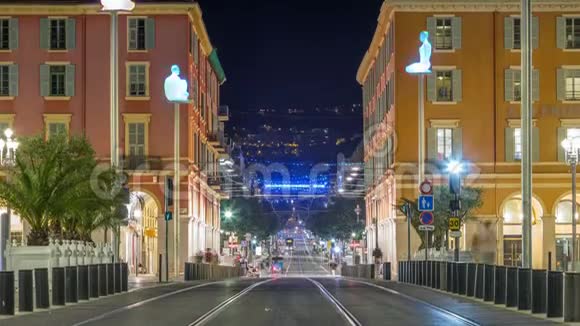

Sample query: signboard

[418,195,434,211]
[419,211,434,225]
[448,217,461,231]
[450,231,462,238]
[420,180,433,195]
[418,225,435,231]
[164,211,173,221]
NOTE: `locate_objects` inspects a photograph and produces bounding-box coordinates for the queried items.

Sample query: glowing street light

[0,128,17,272]
[224,210,233,219]
[351,232,356,238]
[447,160,464,175]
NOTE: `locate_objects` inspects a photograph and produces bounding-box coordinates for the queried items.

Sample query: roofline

[0,2,197,15]
[356,1,390,85]
[189,3,226,83]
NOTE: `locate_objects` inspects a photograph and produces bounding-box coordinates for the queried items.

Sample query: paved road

[282,233,331,277]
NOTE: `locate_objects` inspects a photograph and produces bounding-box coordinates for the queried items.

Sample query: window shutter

[145,18,155,49]
[427,128,437,161]
[452,128,463,160]
[504,17,514,49]
[452,69,462,102]
[40,18,49,49]
[532,127,540,162]
[558,127,566,162]
[556,17,566,49]
[505,69,514,102]
[65,64,75,97]
[66,18,76,49]
[452,17,462,49]
[8,64,18,96]
[40,64,50,96]
[8,18,18,50]
[532,69,540,102]
[505,128,515,162]
[532,16,539,49]
[426,17,436,45]
[557,68,565,101]
[427,73,436,102]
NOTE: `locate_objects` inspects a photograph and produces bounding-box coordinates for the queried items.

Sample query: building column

[496,217,504,265]
[542,216,556,270]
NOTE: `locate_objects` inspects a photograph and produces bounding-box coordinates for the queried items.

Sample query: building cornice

[0,3,195,15]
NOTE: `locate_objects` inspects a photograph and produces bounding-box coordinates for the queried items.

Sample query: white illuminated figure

[101,0,135,11]
[164,65,190,103]
[405,31,432,74]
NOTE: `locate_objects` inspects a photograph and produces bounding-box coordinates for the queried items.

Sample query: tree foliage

[220,198,280,240]
[307,198,365,241]
[401,185,483,250]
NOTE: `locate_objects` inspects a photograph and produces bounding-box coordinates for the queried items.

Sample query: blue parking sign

[418,195,434,211]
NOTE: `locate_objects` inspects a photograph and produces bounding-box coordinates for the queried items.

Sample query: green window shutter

[40,64,50,96]
[427,73,436,102]
[65,18,76,49]
[505,69,514,102]
[65,64,75,97]
[427,128,438,161]
[504,17,514,49]
[532,127,540,162]
[8,18,18,50]
[452,128,463,160]
[556,17,566,49]
[426,17,436,45]
[557,68,566,101]
[8,64,18,96]
[452,17,462,49]
[145,17,155,49]
[452,69,462,102]
[532,69,540,102]
[558,127,566,162]
[40,18,49,49]
[532,16,539,49]
[505,128,515,162]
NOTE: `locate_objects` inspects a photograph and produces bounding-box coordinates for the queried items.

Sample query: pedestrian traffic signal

[449,174,461,195]
[165,176,173,208]
[164,211,173,221]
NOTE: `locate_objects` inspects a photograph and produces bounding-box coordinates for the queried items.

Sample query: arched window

[555,199,578,224]
[502,196,540,224]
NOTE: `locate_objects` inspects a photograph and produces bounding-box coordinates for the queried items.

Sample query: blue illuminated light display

[405,31,432,74]
[164,65,190,103]
[264,184,327,189]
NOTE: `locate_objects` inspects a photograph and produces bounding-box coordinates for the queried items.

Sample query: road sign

[448,217,460,231]
[419,211,434,225]
[450,231,462,238]
[420,180,433,195]
[418,195,434,211]
[418,225,435,231]
[164,211,173,221]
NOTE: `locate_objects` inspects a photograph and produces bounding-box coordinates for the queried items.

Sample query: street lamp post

[0,128,18,272]
[562,137,580,271]
[448,160,463,262]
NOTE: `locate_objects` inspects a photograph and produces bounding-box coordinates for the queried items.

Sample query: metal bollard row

[183,262,245,281]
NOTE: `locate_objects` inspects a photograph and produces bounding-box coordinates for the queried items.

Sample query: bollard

[483,264,494,302]
[78,265,89,301]
[35,268,50,309]
[158,254,162,283]
[423,261,429,286]
[531,269,546,314]
[184,263,192,281]
[114,263,121,293]
[52,267,66,306]
[475,263,484,299]
[517,268,531,310]
[440,261,447,291]
[65,266,78,303]
[18,270,34,312]
[0,271,14,315]
[121,263,128,292]
[106,263,115,295]
[194,263,200,281]
[494,266,506,305]
[98,264,107,296]
[457,263,467,295]
[382,262,391,280]
[446,262,453,293]
[563,272,580,322]
[546,271,563,318]
[435,261,441,289]
[89,265,99,298]
[506,266,518,307]
[466,263,476,297]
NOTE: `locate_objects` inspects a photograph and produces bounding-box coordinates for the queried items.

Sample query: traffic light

[165,176,173,208]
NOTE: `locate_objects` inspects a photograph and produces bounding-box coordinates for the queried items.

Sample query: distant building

[359,0,580,271]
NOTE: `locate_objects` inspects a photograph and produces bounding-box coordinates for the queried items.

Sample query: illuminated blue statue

[164,65,190,103]
[405,31,432,74]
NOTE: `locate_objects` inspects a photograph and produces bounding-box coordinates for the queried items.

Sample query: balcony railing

[121,155,163,171]
[218,105,229,122]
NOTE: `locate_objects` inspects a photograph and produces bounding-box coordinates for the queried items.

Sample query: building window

[0,65,8,96]
[128,122,145,157]
[49,19,66,50]
[48,123,67,138]
[49,65,66,96]
[567,128,580,139]
[437,128,453,160]
[128,18,146,50]
[436,70,453,102]
[566,18,580,49]
[514,128,522,160]
[123,114,150,159]
[0,19,9,50]
[565,70,580,101]
[435,18,453,50]
[127,63,148,97]
[43,114,71,140]
[512,18,521,49]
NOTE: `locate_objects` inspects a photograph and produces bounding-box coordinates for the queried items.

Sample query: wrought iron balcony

[218,105,229,122]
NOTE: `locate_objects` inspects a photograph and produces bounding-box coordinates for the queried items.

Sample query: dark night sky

[197,0,384,110]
